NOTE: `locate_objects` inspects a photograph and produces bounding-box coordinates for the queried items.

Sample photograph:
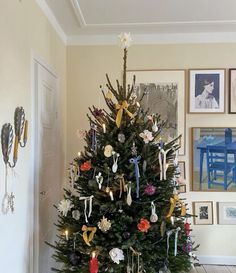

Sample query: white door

[33,60,61,273]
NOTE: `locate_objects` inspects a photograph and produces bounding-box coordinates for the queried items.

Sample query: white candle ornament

[65,229,69,240]
[109,190,114,201]
[102,123,106,133]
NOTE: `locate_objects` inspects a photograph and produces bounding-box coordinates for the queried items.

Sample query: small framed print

[178,184,186,194]
[179,161,186,179]
[229,69,236,113]
[217,202,236,225]
[189,69,225,113]
[193,201,213,225]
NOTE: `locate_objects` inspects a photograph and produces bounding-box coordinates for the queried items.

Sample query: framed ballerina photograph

[189,69,225,113]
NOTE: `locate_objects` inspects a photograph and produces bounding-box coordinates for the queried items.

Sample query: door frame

[30,52,59,273]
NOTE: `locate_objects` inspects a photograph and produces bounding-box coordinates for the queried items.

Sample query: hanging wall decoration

[0,107,28,214]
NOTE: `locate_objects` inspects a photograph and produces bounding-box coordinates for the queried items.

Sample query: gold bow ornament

[115,100,133,128]
[166,194,186,219]
[82,225,97,246]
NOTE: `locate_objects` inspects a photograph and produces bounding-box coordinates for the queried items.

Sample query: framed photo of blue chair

[206,145,236,190]
[191,127,236,191]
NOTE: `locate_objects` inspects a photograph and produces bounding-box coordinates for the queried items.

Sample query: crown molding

[67,32,236,46]
[70,0,86,28]
[35,0,67,45]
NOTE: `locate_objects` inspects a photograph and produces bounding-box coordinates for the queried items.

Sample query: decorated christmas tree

[50,33,198,273]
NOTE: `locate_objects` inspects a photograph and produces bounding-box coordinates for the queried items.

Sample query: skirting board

[198,256,236,265]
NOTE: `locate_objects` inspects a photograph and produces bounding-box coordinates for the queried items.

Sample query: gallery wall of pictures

[128,67,236,226]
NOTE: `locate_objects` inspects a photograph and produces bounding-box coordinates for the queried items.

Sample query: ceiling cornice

[35,0,67,45]
[67,32,236,46]
[36,0,236,46]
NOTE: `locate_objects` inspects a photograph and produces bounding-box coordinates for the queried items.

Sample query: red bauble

[89,257,99,273]
[184,222,191,236]
[80,160,92,171]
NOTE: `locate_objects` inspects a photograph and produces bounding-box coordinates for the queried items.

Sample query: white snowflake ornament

[58,199,74,216]
[97,216,112,232]
[139,130,154,144]
[109,248,125,264]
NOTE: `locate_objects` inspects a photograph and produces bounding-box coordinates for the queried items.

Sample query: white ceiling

[38,0,236,44]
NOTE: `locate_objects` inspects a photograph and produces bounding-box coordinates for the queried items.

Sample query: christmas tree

[50,33,198,273]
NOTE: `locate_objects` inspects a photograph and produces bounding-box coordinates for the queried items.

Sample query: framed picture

[193,201,213,225]
[191,127,236,192]
[229,69,236,113]
[179,161,186,179]
[127,70,186,155]
[189,69,225,113]
[178,184,186,194]
[217,202,236,224]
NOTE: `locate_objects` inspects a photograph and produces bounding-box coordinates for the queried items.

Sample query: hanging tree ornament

[130,246,142,273]
[104,145,113,158]
[158,147,171,180]
[112,151,120,173]
[144,184,156,196]
[109,248,125,264]
[150,201,158,223]
[115,100,134,128]
[90,123,97,153]
[58,199,74,216]
[152,120,158,133]
[79,195,94,223]
[89,251,99,273]
[166,227,181,257]
[137,218,150,233]
[139,129,154,144]
[82,225,97,246]
[118,132,126,143]
[95,172,104,190]
[72,210,81,221]
[115,173,126,198]
[129,155,141,198]
[97,216,112,232]
[126,181,132,206]
[166,193,186,219]
[131,142,137,156]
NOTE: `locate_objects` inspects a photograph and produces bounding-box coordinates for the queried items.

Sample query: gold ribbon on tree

[115,101,133,128]
[166,194,186,218]
[115,173,126,198]
[82,225,97,246]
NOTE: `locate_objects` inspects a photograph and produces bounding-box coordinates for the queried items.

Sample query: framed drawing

[189,69,225,113]
[229,69,236,113]
[217,202,236,224]
[127,70,186,155]
[178,184,186,194]
[179,161,186,179]
[193,201,213,225]
[191,127,236,192]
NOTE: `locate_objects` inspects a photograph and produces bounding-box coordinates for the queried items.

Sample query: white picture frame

[217,202,236,225]
[189,69,225,113]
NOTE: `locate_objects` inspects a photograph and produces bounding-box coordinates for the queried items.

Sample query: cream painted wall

[0,1,66,273]
[67,44,236,262]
